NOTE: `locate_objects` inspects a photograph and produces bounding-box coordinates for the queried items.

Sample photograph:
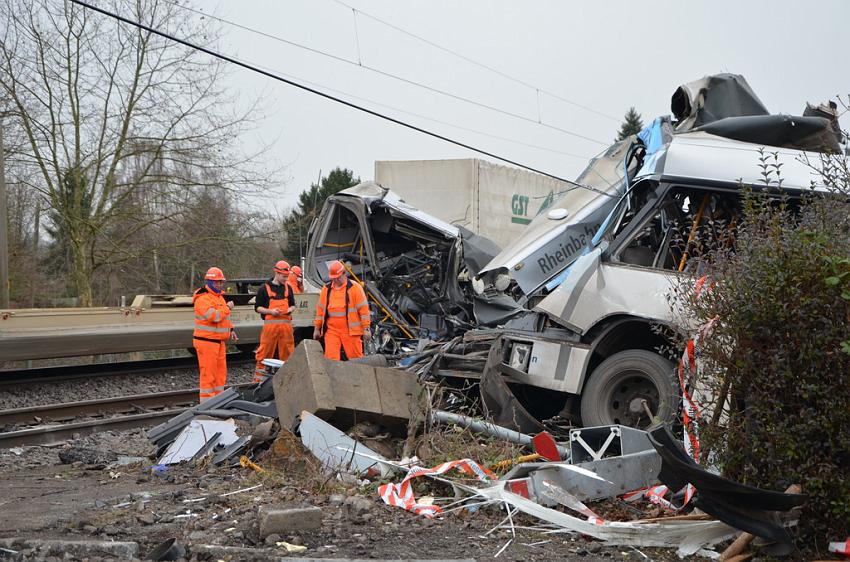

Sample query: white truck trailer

[374,158,574,249]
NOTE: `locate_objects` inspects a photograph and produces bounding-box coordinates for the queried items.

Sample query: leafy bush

[673,156,850,551]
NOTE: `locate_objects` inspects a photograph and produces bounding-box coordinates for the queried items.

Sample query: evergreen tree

[616,107,644,141]
[281,168,360,260]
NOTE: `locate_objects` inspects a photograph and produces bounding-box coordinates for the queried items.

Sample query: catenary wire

[70,0,613,195]
[247,59,592,160]
[156,0,607,146]
[328,0,622,123]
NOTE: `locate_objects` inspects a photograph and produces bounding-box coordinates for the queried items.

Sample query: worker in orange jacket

[253,260,296,383]
[313,260,371,360]
[193,267,237,401]
[287,265,304,294]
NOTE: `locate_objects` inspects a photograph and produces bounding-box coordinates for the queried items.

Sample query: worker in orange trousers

[253,260,296,383]
[193,267,237,401]
[313,260,371,361]
[287,265,304,294]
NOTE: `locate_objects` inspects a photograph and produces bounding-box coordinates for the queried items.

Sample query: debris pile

[139,339,810,560]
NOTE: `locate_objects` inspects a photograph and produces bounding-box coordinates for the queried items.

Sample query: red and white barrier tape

[378,458,495,518]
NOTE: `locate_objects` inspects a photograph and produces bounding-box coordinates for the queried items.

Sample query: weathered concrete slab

[273,340,419,431]
[259,505,323,538]
[0,538,139,559]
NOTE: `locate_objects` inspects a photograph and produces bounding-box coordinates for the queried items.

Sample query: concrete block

[0,538,139,559]
[259,505,322,538]
[273,340,419,431]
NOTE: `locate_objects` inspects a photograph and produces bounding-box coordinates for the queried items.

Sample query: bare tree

[0,0,275,305]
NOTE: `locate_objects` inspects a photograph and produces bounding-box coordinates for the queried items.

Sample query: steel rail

[0,389,199,425]
[0,353,254,386]
[0,384,253,448]
[0,410,185,448]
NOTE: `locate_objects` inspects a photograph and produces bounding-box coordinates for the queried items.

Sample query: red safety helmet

[274,260,291,274]
[204,266,226,281]
[291,265,303,277]
[328,260,346,279]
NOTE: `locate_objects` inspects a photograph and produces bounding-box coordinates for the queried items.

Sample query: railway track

[0,384,252,448]
[0,352,254,386]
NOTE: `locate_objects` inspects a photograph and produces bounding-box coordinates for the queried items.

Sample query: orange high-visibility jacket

[193,287,234,340]
[286,273,303,294]
[314,280,370,336]
[261,282,292,325]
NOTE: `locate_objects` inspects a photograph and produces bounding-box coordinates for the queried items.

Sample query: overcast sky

[196,0,850,213]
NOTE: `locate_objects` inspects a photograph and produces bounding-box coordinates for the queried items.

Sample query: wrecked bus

[474,74,843,430]
[306,74,843,430]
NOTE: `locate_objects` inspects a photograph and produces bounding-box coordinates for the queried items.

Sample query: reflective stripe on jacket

[193,287,233,340]
[262,282,292,325]
[314,280,370,336]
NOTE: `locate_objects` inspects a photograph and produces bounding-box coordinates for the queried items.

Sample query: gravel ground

[0,360,255,410]
[0,427,156,470]
[0,428,703,562]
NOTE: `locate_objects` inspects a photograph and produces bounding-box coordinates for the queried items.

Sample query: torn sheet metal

[474,481,738,555]
[458,225,501,277]
[696,114,841,153]
[212,435,251,465]
[299,410,391,477]
[672,73,769,133]
[158,420,240,465]
[480,336,548,435]
[648,425,807,557]
[147,388,240,447]
[500,442,659,505]
[531,452,660,503]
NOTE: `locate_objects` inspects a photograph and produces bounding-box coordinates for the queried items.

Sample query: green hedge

[676,183,850,553]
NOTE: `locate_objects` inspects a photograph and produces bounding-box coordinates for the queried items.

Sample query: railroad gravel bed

[0,360,255,410]
[0,426,155,471]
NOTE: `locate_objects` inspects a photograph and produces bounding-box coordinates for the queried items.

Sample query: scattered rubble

[95,335,806,561]
[1,73,838,560]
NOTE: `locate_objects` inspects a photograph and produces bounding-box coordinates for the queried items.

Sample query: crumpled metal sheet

[672,73,769,132]
[479,335,547,435]
[648,425,807,556]
[158,419,240,465]
[299,410,392,477]
[473,481,738,555]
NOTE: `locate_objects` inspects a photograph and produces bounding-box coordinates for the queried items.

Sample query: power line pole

[0,122,9,308]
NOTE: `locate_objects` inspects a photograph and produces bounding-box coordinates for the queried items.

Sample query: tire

[580,349,677,429]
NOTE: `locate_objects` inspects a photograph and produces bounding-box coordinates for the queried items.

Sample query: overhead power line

[257,61,593,160]
[328,0,622,123]
[158,0,607,146]
[70,0,612,195]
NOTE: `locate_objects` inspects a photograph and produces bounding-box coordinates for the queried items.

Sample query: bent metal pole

[430,409,570,460]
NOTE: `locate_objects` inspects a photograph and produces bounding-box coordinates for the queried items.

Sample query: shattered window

[320,204,361,251]
[606,180,657,241]
[613,187,740,272]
